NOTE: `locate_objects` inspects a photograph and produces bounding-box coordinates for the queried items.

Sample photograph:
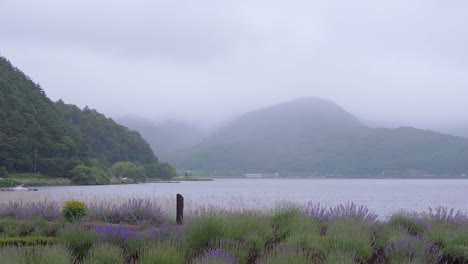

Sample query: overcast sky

[1,0,467,130]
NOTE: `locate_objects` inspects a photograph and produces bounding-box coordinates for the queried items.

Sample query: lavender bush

[30,200,61,221]
[328,202,378,222]
[148,223,184,241]
[88,198,165,226]
[95,224,141,244]
[0,201,60,221]
[87,201,119,223]
[384,237,425,263]
[303,202,378,222]
[192,249,239,264]
[424,206,468,223]
[303,202,329,222]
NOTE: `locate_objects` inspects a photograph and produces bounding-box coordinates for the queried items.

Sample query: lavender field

[0,197,467,264]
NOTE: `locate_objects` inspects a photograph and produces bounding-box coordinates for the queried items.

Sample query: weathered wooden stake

[176,194,184,225]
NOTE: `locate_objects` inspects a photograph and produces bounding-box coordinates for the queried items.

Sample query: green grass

[0,173,72,187]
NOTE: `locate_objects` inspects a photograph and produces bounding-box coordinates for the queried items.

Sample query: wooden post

[176,194,184,225]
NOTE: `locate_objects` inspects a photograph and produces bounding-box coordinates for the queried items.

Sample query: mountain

[0,56,157,178]
[173,97,468,177]
[117,117,206,162]
[56,102,157,166]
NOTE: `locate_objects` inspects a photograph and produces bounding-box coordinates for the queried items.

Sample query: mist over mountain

[171,97,468,177]
[117,117,207,162]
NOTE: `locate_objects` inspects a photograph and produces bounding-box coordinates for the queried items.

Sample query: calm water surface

[3,179,468,218]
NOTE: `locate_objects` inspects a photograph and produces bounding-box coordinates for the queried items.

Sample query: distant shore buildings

[244,173,279,178]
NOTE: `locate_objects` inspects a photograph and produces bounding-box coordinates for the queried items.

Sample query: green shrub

[85,243,125,264]
[441,245,468,263]
[284,217,324,252]
[425,223,454,247]
[221,214,273,250]
[450,232,468,247]
[325,220,373,262]
[209,239,249,264]
[62,199,87,222]
[257,245,313,264]
[384,236,425,264]
[71,165,110,185]
[34,221,63,237]
[389,215,425,235]
[0,219,62,238]
[0,219,35,237]
[139,240,185,264]
[372,224,409,249]
[185,215,225,257]
[271,206,304,239]
[58,225,96,262]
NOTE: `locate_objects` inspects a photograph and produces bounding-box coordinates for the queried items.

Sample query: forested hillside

[0,56,174,181]
[0,57,89,177]
[56,102,156,165]
[173,97,468,177]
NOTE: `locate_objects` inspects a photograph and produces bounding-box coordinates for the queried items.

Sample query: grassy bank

[0,173,203,187]
[0,199,467,263]
[0,173,72,187]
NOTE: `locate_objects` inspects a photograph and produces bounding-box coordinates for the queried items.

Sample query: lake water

[1,179,467,218]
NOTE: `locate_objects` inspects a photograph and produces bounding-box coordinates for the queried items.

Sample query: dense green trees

[144,162,177,179]
[0,57,88,178]
[56,102,156,165]
[71,164,110,185]
[111,162,147,183]
[0,56,176,182]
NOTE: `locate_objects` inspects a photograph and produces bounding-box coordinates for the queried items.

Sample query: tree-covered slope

[0,56,158,178]
[174,97,468,176]
[56,102,157,165]
[0,57,88,177]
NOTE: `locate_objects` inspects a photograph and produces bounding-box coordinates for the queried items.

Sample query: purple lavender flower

[425,206,468,223]
[303,202,330,222]
[303,202,378,222]
[148,224,184,241]
[118,198,165,226]
[0,201,61,221]
[88,201,119,223]
[384,237,424,261]
[95,224,141,243]
[30,201,61,221]
[328,202,378,222]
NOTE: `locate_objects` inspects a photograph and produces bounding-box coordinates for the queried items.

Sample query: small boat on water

[1,184,38,191]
